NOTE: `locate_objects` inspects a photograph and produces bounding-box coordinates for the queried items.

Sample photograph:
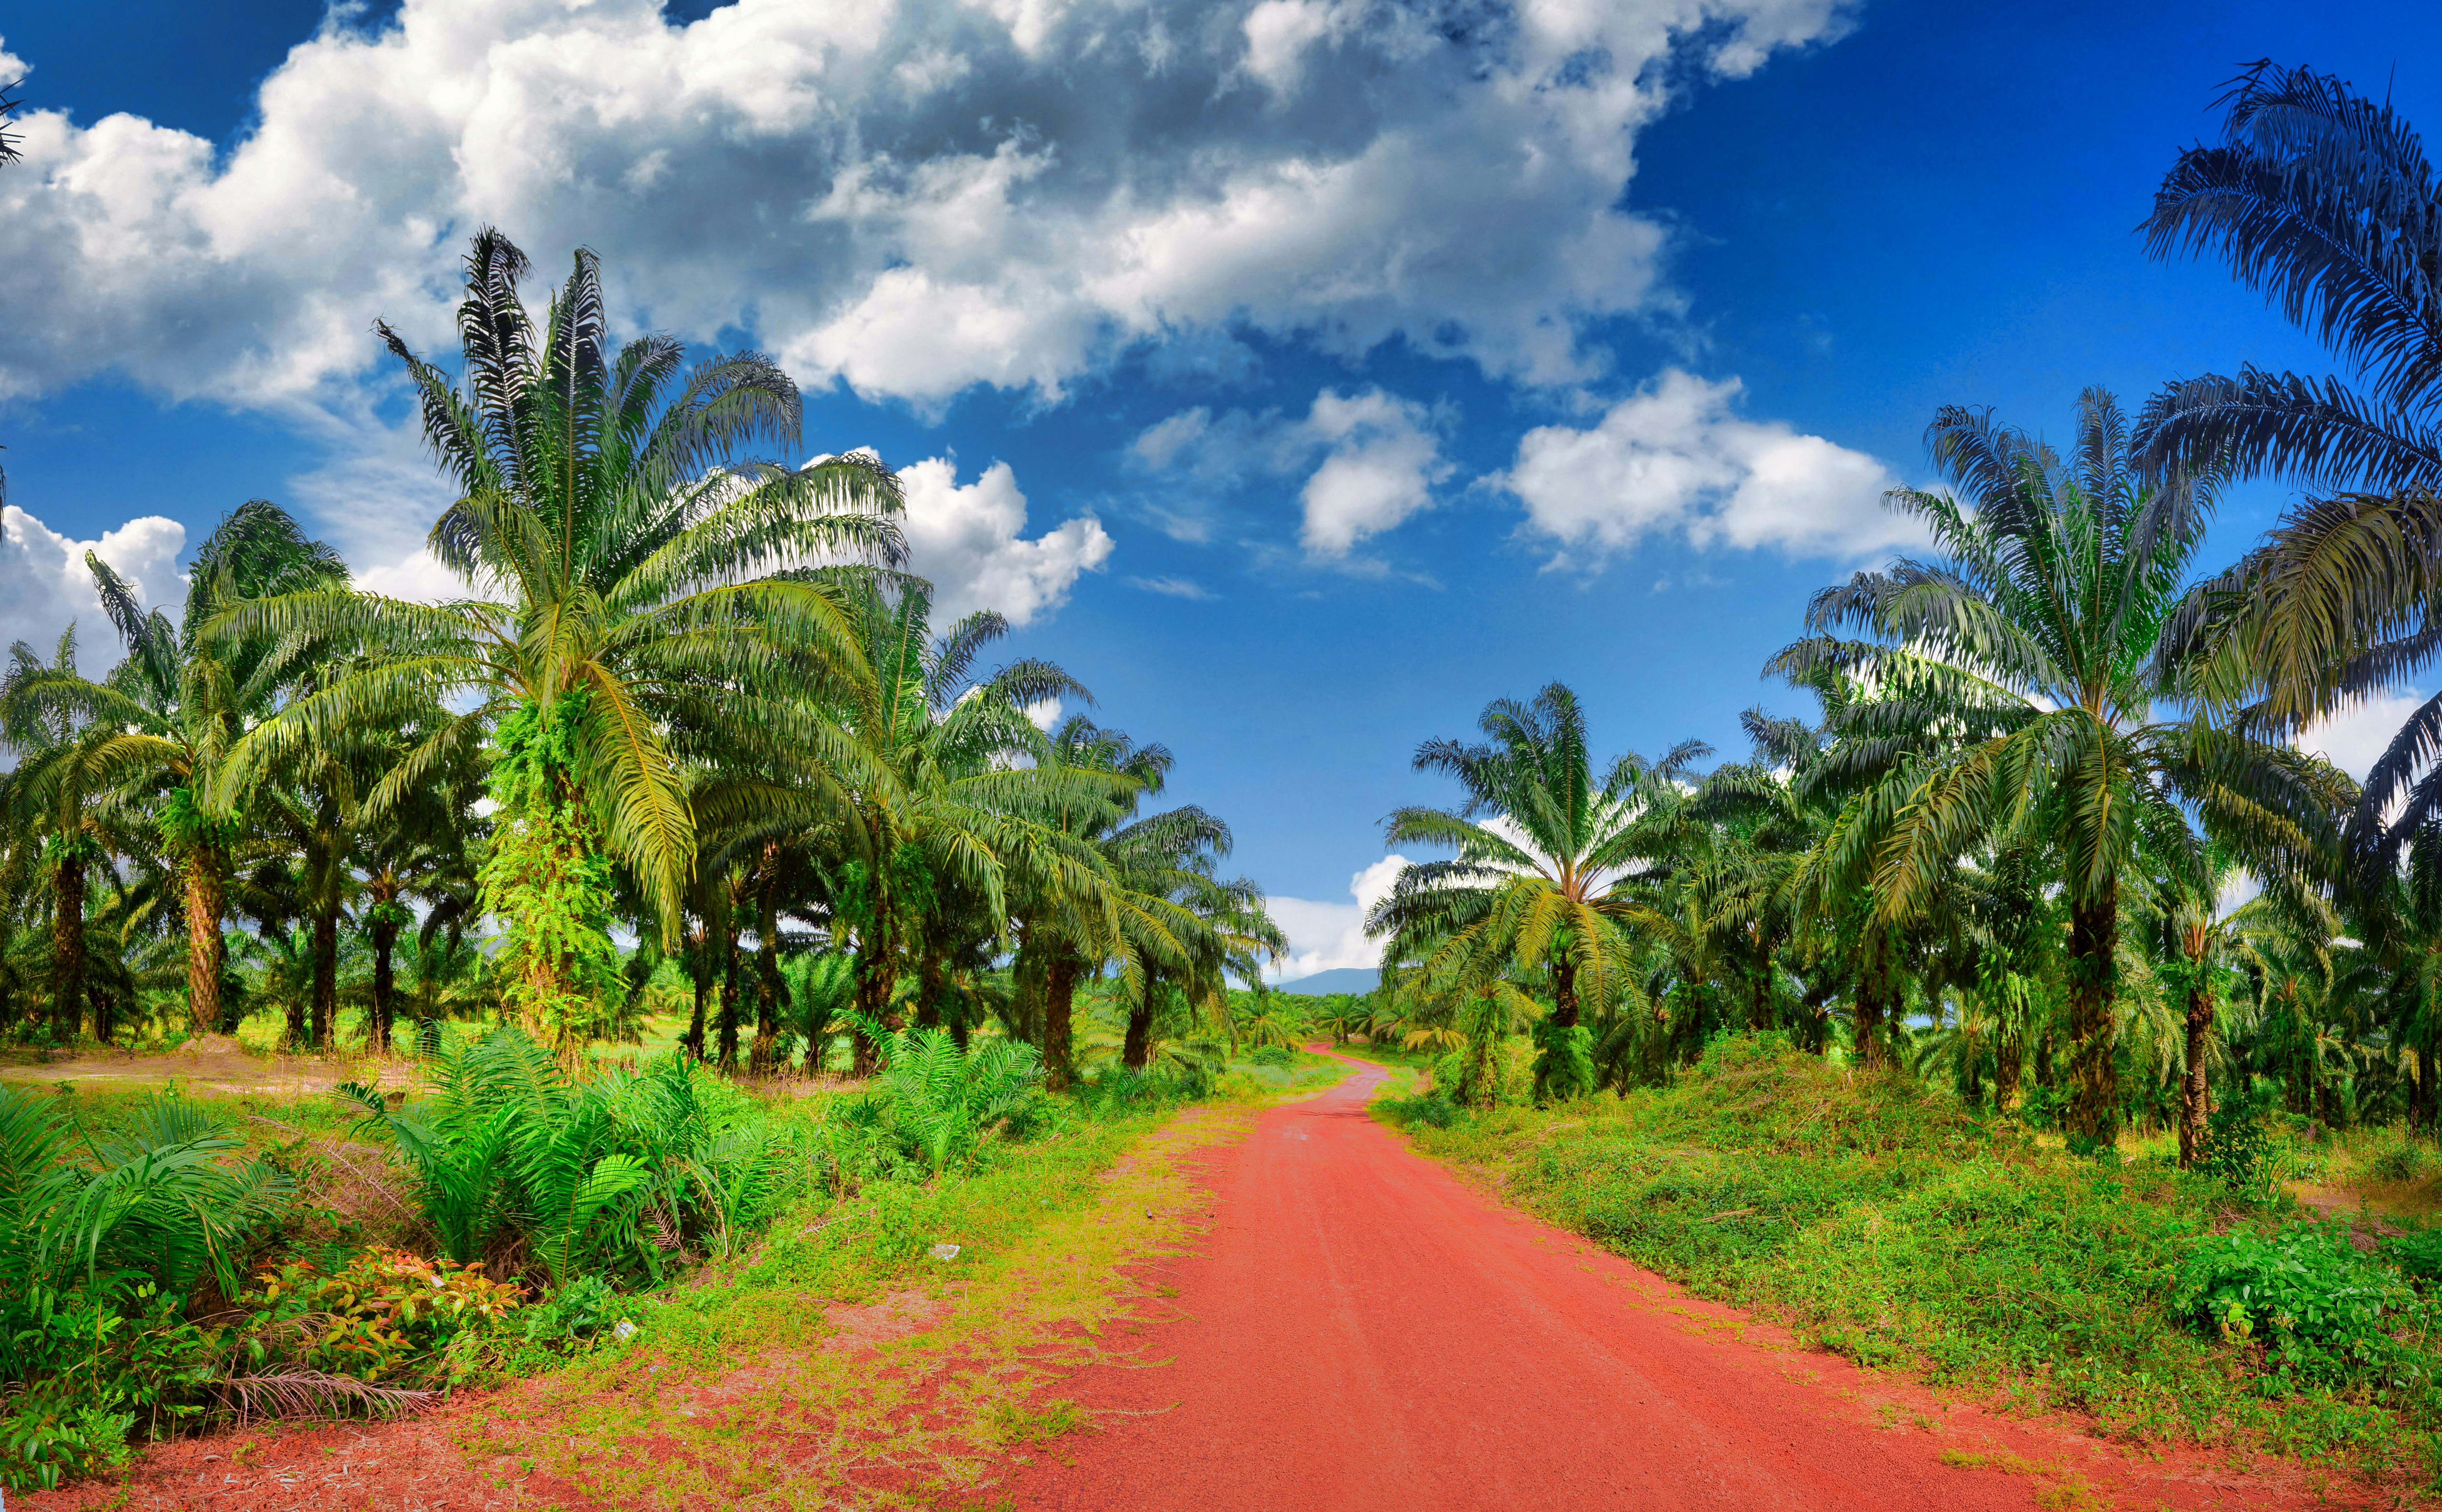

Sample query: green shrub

[2197,1087,2276,1199]
[858,1026,1048,1175]
[2381,1228,2442,1288]
[2174,1226,2423,1393]
[1245,1044,1293,1068]
[337,1030,797,1285]
[1378,1091,1461,1129]
[0,1388,135,1492]
[235,1247,524,1391]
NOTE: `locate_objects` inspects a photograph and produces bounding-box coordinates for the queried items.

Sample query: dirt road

[1006,1052,2325,1512]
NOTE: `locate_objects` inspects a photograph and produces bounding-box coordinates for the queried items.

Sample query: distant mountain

[1272,967,1379,997]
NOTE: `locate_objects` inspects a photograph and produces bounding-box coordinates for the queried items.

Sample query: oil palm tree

[217,231,904,1046]
[1,631,115,1041]
[1368,683,1710,1101]
[1774,391,2347,1146]
[835,592,1119,1087]
[21,504,349,1037]
[2140,63,2442,876]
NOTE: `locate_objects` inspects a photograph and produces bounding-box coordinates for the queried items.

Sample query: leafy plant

[2198,1086,2277,1200]
[861,1025,1048,1175]
[339,1028,796,1285]
[236,1246,523,1390]
[2175,1226,2423,1392]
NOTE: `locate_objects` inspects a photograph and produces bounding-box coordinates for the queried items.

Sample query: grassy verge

[1375,1034,2442,1491]
[456,1057,1344,1509]
[20,1048,1340,1505]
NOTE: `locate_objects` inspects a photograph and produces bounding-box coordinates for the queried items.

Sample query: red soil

[1003,1052,2342,1512]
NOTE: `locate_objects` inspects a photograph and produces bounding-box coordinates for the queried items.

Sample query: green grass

[1379,1033,2442,1491]
[461,1059,1337,1509]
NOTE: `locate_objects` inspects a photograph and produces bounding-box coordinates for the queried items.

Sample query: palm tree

[833,590,1116,1085]
[1773,391,2348,1147]
[218,231,904,1052]
[1368,683,1709,1102]
[1,631,115,1041]
[23,504,349,1038]
[2139,63,2442,876]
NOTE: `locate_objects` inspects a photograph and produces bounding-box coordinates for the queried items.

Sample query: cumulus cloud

[898,458,1112,625]
[0,506,186,666]
[1497,369,1921,567]
[0,0,1853,413]
[1297,389,1453,558]
[1264,855,1407,983]
[1129,386,1450,559]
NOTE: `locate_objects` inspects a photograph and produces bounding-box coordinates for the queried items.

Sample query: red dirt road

[1006,1053,2328,1512]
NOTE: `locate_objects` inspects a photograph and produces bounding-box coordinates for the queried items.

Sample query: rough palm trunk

[1852,931,1897,1072]
[750,880,782,1077]
[2418,1026,2439,1135]
[1043,955,1081,1092]
[183,856,226,1037]
[370,913,400,1055]
[913,945,945,1031]
[1122,983,1154,1071]
[2065,896,2120,1148]
[2178,981,2215,1169]
[1994,1032,2024,1114]
[310,906,339,1049]
[1009,929,1046,1049]
[686,970,710,1061]
[717,922,743,1070]
[850,930,891,1078]
[1551,954,1579,1029]
[51,850,87,1043]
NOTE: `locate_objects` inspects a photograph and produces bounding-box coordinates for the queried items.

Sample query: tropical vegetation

[17,50,2442,1501]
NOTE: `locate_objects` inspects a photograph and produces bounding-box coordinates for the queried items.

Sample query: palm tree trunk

[1044,955,1080,1092]
[1123,980,1154,1071]
[717,923,743,1070]
[1852,931,1895,1072]
[2418,1025,2439,1135]
[750,853,782,1075]
[2065,896,2120,1148]
[2178,984,2214,1169]
[183,854,226,1037]
[1551,954,1579,1029]
[310,906,340,1049]
[848,902,894,1077]
[1994,1031,2023,1114]
[370,914,400,1055]
[51,849,87,1043]
[1010,928,1046,1048]
[914,945,945,1030]
[686,970,709,1061]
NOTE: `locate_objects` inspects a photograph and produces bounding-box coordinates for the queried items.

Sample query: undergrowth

[1380,1031,2442,1490]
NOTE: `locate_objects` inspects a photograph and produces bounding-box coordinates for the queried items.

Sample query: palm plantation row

[0,232,1285,1088]
[1361,63,2442,1163]
[13,62,2442,1165]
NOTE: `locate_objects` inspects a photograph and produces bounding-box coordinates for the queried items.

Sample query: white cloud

[898,458,1113,625]
[1126,574,1217,600]
[1296,389,1452,558]
[2299,690,2431,782]
[0,505,186,667]
[1264,855,1407,982]
[1130,386,1450,559]
[0,0,1855,412]
[353,548,468,605]
[1497,369,1921,567]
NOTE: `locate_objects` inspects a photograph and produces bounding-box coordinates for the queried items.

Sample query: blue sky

[2,0,2435,978]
